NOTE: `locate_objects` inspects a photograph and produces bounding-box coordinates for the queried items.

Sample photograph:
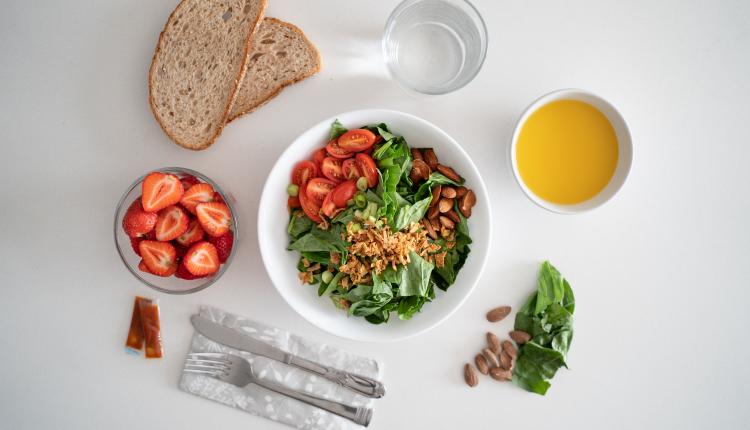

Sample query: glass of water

[382,0,488,95]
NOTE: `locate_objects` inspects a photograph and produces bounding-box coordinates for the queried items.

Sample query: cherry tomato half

[338,129,377,152]
[291,161,318,186]
[305,178,336,206]
[320,192,338,218]
[298,184,322,223]
[330,180,357,208]
[342,158,362,181]
[355,153,379,188]
[325,139,353,159]
[321,157,346,183]
[312,148,327,167]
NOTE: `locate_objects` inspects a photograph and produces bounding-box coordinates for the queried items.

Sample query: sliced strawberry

[142,172,184,212]
[130,237,143,256]
[207,232,233,263]
[176,218,205,246]
[184,241,220,276]
[138,240,177,276]
[138,259,153,274]
[154,205,189,241]
[213,192,225,204]
[179,174,201,190]
[180,183,215,214]
[173,242,188,260]
[195,202,232,237]
[175,260,205,280]
[122,199,157,238]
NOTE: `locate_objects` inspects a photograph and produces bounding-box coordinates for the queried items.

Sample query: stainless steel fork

[185,352,373,427]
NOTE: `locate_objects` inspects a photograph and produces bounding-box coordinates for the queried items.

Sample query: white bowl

[509,89,633,213]
[258,109,491,342]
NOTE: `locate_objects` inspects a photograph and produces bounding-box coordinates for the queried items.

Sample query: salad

[286,120,477,324]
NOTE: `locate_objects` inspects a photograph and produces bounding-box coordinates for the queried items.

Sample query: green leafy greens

[286,120,473,324]
[512,261,575,395]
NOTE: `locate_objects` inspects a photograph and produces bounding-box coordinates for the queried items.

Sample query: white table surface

[2,0,749,428]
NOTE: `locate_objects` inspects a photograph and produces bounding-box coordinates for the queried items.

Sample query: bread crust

[148,0,269,150]
[227,17,321,122]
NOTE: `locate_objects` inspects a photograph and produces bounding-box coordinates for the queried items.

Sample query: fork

[185,352,373,427]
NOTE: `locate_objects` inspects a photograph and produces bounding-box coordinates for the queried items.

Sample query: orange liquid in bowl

[516,100,619,205]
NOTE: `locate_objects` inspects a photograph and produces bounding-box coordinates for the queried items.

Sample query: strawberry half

[154,205,189,241]
[138,240,177,276]
[196,202,232,237]
[184,241,220,276]
[175,260,206,280]
[142,172,184,212]
[180,183,215,214]
[138,259,153,274]
[173,242,188,261]
[176,218,205,246]
[213,192,225,204]
[122,198,157,238]
[130,237,143,256]
[207,231,233,263]
[179,174,201,190]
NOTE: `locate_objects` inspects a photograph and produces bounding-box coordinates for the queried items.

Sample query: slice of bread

[149,0,268,150]
[228,17,321,121]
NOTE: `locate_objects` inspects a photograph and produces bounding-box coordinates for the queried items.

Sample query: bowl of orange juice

[510,89,632,213]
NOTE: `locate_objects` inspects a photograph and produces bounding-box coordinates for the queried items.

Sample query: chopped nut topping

[298,271,313,284]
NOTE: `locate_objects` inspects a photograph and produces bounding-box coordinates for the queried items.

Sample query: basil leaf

[511,342,566,395]
[329,119,348,140]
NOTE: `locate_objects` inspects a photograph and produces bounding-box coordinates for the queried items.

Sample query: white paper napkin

[179,306,382,430]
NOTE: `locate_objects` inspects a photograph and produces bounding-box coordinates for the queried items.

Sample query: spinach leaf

[397,296,427,320]
[348,272,393,317]
[397,251,434,297]
[289,224,348,253]
[393,197,431,231]
[414,172,463,201]
[329,119,348,140]
[301,251,330,266]
[288,212,314,239]
[512,261,575,395]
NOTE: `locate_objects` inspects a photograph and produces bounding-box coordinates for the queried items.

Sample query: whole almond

[411,148,423,161]
[429,185,442,208]
[427,204,441,220]
[439,215,455,229]
[489,367,512,381]
[423,148,438,170]
[422,219,437,240]
[441,186,457,198]
[464,363,478,387]
[456,186,468,197]
[486,332,501,354]
[474,354,489,375]
[459,189,476,218]
[438,198,453,213]
[436,164,462,182]
[430,218,442,231]
[410,159,431,183]
[486,306,512,322]
[482,348,500,368]
[502,340,517,359]
[499,350,512,370]
[509,330,531,345]
[446,209,460,223]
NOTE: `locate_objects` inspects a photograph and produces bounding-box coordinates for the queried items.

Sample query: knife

[190,315,385,398]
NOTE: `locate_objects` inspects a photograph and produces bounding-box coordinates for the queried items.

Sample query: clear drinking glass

[382,0,488,95]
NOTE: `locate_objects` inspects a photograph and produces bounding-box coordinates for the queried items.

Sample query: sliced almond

[486,306,512,322]
[474,354,489,375]
[464,363,479,387]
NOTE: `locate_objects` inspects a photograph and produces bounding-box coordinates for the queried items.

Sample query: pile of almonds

[463,306,532,387]
[410,148,477,241]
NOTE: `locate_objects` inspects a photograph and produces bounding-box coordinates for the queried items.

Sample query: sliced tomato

[312,148,327,167]
[338,129,377,152]
[341,158,362,180]
[320,192,338,218]
[291,160,319,186]
[355,153,379,188]
[298,184,322,223]
[287,196,301,209]
[305,178,336,206]
[321,157,346,183]
[326,139,353,159]
[330,180,357,208]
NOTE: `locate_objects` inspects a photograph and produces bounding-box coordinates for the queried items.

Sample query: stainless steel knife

[190,315,385,398]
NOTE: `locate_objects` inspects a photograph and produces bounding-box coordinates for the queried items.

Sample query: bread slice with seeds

[228,17,321,121]
[149,0,268,150]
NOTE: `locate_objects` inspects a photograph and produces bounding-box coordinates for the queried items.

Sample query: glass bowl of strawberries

[114,167,238,294]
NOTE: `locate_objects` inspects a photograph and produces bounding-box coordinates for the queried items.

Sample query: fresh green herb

[512,261,575,395]
[329,119,348,140]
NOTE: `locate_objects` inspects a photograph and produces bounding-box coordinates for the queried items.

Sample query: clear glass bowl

[113,167,238,294]
[382,0,488,95]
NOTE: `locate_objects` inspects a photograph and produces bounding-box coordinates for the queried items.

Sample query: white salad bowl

[258,109,491,342]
